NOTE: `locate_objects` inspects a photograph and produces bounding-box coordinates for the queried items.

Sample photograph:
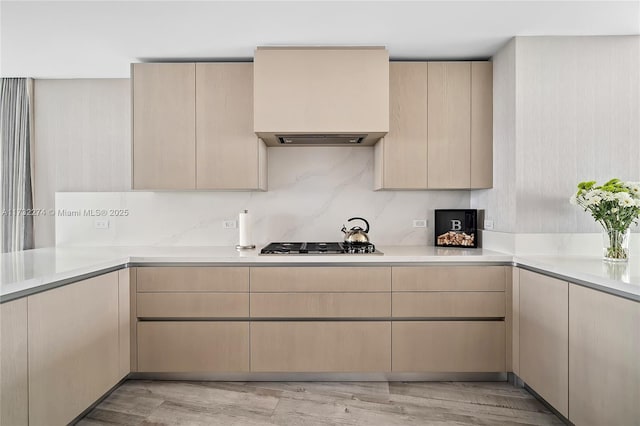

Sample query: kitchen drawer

[137,321,249,372]
[392,292,505,318]
[251,321,391,372]
[137,293,249,318]
[136,267,249,292]
[250,267,391,292]
[251,293,391,318]
[392,266,506,291]
[392,321,505,372]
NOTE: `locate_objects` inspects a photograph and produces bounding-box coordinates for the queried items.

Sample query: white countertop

[1,246,639,302]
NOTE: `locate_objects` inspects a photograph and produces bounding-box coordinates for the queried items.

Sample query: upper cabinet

[254,47,389,146]
[132,63,267,191]
[132,63,196,190]
[374,61,493,190]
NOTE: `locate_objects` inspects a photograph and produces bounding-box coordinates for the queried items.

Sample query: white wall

[33,79,131,247]
[55,147,470,247]
[472,36,640,234]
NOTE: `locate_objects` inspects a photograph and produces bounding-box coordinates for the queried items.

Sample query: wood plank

[132,63,196,189]
[251,321,391,372]
[378,62,429,189]
[137,292,249,318]
[569,284,640,426]
[392,321,505,372]
[392,292,505,318]
[470,61,493,189]
[392,266,505,292]
[427,62,471,189]
[196,63,263,190]
[28,272,120,426]
[250,293,391,318]
[136,266,249,292]
[0,298,28,426]
[519,270,568,417]
[250,267,391,292]
[137,322,249,373]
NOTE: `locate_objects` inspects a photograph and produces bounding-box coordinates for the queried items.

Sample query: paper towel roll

[238,210,251,247]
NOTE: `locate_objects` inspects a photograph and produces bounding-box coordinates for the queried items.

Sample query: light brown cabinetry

[391,266,506,372]
[135,267,250,372]
[137,321,249,372]
[0,298,28,426]
[251,321,391,372]
[132,63,196,190]
[392,321,505,372]
[27,272,121,426]
[518,269,568,418]
[427,62,471,189]
[374,62,429,189]
[568,284,640,426]
[196,63,266,190]
[374,61,493,190]
[250,266,391,292]
[132,63,266,191]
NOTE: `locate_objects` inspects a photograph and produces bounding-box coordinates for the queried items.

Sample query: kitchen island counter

[2,246,639,302]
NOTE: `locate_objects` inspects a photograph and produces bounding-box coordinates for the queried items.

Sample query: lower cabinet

[518,270,569,418]
[392,321,505,372]
[27,272,122,426]
[250,321,391,372]
[0,298,28,426]
[569,284,640,426]
[137,321,250,372]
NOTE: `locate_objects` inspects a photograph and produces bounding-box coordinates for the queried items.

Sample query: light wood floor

[76,380,564,425]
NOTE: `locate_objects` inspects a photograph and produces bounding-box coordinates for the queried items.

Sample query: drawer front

[392,292,505,318]
[137,322,249,372]
[392,321,505,372]
[251,293,391,318]
[137,293,249,318]
[251,321,391,372]
[136,267,249,292]
[392,266,505,291]
[250,267,391,292]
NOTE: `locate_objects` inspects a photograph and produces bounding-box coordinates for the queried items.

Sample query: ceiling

[1,1,639,78]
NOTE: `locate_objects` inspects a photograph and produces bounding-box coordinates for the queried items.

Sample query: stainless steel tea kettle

[341,217,370,244]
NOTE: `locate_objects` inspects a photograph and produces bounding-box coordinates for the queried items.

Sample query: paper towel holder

[236,209,256,250]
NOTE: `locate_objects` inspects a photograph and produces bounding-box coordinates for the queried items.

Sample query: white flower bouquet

[571,179,640,261]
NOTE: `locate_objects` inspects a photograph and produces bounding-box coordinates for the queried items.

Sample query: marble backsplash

[55,147,470,247]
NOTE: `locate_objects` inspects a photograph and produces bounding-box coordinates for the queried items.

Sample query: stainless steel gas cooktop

[260,242,382,255]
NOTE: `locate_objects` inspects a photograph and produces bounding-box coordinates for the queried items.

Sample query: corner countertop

[1,246,639,302]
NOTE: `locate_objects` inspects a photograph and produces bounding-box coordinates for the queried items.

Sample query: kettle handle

[347,217,369,233]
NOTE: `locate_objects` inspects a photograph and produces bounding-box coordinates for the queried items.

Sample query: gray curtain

[1,78,34,253]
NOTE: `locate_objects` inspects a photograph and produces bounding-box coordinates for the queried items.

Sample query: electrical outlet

[223,220,237,229]
[94,219,109,229]
[413,219,427,228]
[484,220,494,230]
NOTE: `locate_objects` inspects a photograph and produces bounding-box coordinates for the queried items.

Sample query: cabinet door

[137,321,249,372]
[136,266,249,292]
[569,284,640,426]
[375,62,428,189]
[392,266,506,292]
[132,63,196,189]
[392,321,505,372]
[427,62,471,189]
[519,270,568,417]
[251,321,391,372]
[251,293,391,318]
[250,267,391,292]
[196,63,266,190]
[470,61,493,189]
[28,272,120,426]
[0,298,28,426]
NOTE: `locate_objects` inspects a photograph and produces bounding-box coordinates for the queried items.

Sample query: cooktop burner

[260,242,381,255]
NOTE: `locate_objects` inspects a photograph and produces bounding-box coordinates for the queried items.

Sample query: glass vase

[602,227,630,262]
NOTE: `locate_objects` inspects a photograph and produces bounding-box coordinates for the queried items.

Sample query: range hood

[254,47,389,146]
